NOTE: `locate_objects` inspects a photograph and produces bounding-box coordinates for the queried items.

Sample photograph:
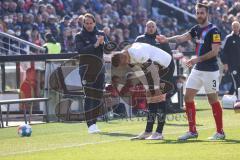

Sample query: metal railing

[0,31,46,56]
[156,0,196,20]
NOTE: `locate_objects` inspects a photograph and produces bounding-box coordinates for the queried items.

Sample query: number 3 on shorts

[212,80,216,88]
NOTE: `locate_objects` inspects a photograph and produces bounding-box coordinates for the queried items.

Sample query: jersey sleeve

[188,25,198,39]
[149,45,172,67]
[128,43,150,64]
[210,28,221,44]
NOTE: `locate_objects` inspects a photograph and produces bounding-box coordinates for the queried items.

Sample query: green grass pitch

[0,98,240,160]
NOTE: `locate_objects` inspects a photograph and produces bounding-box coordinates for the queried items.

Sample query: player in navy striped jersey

[157,3,225,140]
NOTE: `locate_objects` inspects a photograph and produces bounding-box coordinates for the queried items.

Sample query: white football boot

[88,124,100,134]
[145,132,164,140]
[131,132,152,140]
[178,132,198,141]
[208,132,225,140]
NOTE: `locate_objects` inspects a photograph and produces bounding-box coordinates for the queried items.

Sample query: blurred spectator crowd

[0,0,239,53]
[0,0,149,53]
[153,0,240,52]
[165,0,240,39]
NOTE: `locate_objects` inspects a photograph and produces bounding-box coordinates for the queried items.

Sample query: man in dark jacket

[133,20,175,140]
[222,21,240,96]
[75,13,105,134]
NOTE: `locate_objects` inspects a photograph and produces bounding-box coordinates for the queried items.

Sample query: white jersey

[128,42,172,67]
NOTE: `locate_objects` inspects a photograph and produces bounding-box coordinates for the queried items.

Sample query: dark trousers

[163,60,175,98]
[162,60,175,83]
[113,103,127,117]
[229,68,240,96]
[82,73,105,127]
[145,101,167,133]
[144,60,174,133]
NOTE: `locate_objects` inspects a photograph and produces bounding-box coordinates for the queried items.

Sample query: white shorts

[186,69,220,94]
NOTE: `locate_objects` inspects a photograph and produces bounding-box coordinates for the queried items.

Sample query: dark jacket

[135,32,173,56]
[222,33,240,70]
[75,26,104,59]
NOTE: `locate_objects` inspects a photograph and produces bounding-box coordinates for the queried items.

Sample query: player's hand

[155,35,168,43]
[94,35,104,48]
[185,57,199,68]
[97,35,104,45]
[223,64,229,73]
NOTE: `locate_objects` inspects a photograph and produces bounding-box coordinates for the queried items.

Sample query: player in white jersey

[112,42,174,140]
[112,42,171,68]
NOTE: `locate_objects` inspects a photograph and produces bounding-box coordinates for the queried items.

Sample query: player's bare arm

[156,32,191,44]
[186,43,221,68]
[198,43,220,62]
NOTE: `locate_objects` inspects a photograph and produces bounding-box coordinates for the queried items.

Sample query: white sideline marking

[0,139,128,157]
[0,125,237,157]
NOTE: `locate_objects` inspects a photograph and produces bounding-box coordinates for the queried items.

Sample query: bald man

[222,21,240,96]
[135,20,173,56]
[135,20,175,89]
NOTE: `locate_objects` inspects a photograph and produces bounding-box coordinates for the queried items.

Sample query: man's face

[64,19,70,25]
[78,17,84,25]
[232,23,240,34]
[83,17,95,32]
[196,7,208,25]
[112,77,120,86]
[146,22,157,35]
[26,70,35,82]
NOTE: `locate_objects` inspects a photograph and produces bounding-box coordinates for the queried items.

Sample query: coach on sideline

[75,13,105,134]
[131,20,175,140]
[222,21,240,96]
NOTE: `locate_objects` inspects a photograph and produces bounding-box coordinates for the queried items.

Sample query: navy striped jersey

[189,23,221,71]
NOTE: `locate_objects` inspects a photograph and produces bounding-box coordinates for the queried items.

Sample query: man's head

[111,52,128,67]
[176,75,186,89]
[103,26,110,36]
[232,21,240,35]
[125,72,134,84]
[26,68,35,82]
[78,15,84,26]
[83,13,96,32]
[45,33,55,42]
[195,3,209,25]
[111,75,120,86]
[63,15,71,25]
[145,20,157,35]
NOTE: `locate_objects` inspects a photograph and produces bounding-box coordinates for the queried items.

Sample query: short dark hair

[26,68,34,77]
[111,75,120,81]
[111,54,122,67]
[195,3,209,13]
[83,13,96,23]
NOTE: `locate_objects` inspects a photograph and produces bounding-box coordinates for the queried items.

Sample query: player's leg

[178,69,202,140]
[145,60,174,140]
[156,101,167,134]
[178,88,199,140]
[145,103,158,132]
[145,101,166,140]
[84,73,105,134]
[131,103,157,140]
[234,68,240,96]
[204,71,225,140]
[184,88,198,131]
[229,68,240,95]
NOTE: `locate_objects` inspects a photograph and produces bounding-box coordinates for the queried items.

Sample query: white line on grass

[0,125,238,157]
